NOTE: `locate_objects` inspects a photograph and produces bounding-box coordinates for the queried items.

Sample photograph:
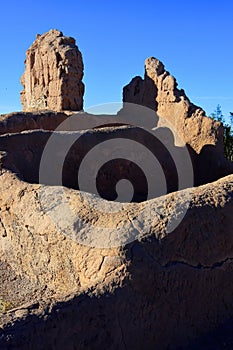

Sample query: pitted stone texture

[123,57,223,154]
[20,29,84,112]
[0,173,233,349]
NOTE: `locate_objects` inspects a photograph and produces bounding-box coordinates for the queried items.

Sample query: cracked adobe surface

[0,167,233,349]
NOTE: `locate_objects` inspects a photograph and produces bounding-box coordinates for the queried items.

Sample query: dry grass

[0,295,13,312]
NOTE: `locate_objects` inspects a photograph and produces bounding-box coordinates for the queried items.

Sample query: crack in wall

[163,257,233,270]
[138,244,233,271]
[0,218,7,237]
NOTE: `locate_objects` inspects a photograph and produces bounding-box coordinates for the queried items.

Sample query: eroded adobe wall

[20,30,84,112]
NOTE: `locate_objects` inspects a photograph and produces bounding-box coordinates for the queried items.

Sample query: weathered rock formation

[0,32,233,350]
[0,168,233,349]
[20,29,84,112]
[123,57,222,154]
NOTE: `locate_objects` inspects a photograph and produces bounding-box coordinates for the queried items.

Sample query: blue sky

[0,0,233,120]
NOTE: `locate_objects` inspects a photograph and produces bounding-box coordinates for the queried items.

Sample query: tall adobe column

[20,29,84,112]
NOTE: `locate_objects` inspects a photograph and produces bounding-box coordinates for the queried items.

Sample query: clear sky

[0,0,233,120]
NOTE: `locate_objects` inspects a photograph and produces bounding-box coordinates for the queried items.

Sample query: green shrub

[210,105,233,162]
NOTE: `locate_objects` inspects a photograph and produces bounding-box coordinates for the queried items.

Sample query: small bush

[210,105,233,162]
[0,296,13,312]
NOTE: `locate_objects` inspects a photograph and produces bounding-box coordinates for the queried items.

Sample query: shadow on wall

[0,122,232,202]
[0,127,180,202]
[0,111,69,135]
[122,74,158,111]
[1,197,233,349]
